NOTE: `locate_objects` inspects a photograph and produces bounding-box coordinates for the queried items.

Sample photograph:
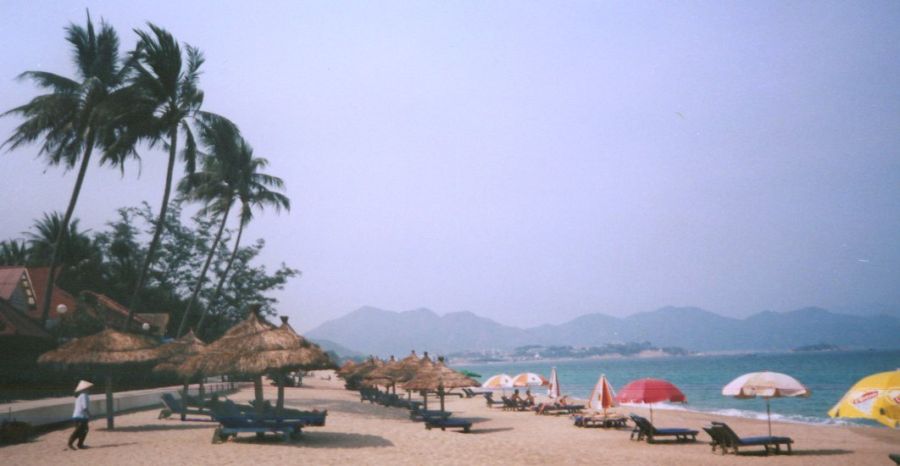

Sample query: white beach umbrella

[722,371,810,437]
[588,374,618,414]
[482,373,514,391]
[548,367,560,399]
[511,372,549,388]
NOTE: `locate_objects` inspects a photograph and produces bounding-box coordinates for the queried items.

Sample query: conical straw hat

[75,380,93,393]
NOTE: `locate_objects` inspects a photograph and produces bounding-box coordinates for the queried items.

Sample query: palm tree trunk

[127,127,178,330]
[175,203,231,338]
[195,217,244,333]
[38,136,94,326]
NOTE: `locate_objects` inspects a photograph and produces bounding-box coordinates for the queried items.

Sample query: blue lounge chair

[158,393,214,421]
[711,422,793,455]
[629,414,697,443]
[425,417,472,432]
[209,401,306,444]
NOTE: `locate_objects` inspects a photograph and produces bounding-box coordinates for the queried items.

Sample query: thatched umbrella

[151,330,207,420]
[403,357,479,412]
[364,355,399,392]
[38,328,160,429]
[179,314,332,414]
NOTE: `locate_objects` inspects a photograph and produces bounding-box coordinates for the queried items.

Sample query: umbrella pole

[649,404,653,424]
[181,380,189,421]
[105,375,114,430]
[254,376,264,415]
[277,373,285,417]
[423,391,428,410]
[766,398,772,438]
[439,386,445,413]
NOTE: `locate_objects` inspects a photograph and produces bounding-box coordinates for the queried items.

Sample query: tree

[25,212,101,293]
[124,23,207,329]
[0,240,29,266]
[1,12,135,326]
[194,135,290,334]
[174,117,241,337]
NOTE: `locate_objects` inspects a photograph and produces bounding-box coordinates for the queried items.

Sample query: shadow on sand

[469,427,514,434]
[229,431,393,449]
[102,424,212,433]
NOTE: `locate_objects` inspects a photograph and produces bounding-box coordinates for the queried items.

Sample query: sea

[454,350,900,427]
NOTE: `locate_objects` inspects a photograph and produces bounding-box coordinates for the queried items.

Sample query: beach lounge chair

[409,405,453,422]
[573,412,628,428]
[501,396,529,411]
[702,426,728,453]
[538,403,585,416]
[209,401,306,444]
[711,421,793,455]
[158,393,215,421]
[483,393,504,408]
[425,417,473,433]
[629,414,698,443]
[243,400,328,426]
[889,453,900,465]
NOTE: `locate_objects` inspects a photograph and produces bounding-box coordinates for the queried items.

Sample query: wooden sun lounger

[158,393,215,421]
[710,422,793,455]
[482,393,504,408]
[410,407,452,422]
[573,413,628,428]
[209,403,306,444]
[538,404,585,415]
[425,417,472,433]
[629,414,697,443]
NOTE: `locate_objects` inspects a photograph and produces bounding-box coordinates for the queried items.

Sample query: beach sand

[3,371,897,465]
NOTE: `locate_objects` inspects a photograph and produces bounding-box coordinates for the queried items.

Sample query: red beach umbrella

[615,378,686,422]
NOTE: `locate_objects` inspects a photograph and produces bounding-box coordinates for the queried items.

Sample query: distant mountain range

[305,305,900,357]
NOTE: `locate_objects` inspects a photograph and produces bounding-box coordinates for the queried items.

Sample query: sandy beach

[3,371,897,466]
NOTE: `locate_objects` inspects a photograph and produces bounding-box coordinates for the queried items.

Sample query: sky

[1,1,899,332]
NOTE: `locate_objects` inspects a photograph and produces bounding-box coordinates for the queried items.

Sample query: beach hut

[616,378,686,423]
[828,369,899,428]
[722,371,810,437]
[38,328,160,429]
[152,330,207,419]
[403,358,479,413]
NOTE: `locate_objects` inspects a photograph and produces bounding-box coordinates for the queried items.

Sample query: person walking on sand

[68,380,93,450]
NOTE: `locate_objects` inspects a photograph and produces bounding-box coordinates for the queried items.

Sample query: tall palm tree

[173,117,240,337]
[26,212,94,270]
[1,12,134,325]
[194,136,290,335]
[123,23,208,329]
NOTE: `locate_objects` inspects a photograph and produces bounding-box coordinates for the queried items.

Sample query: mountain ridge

[305,305,900,357]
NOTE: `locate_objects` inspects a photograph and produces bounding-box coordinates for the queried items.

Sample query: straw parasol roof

[152,330,206,376]
[178,315,332,377]
[337,360,357,377]
[402,359,479,391]
[38,328,160,370]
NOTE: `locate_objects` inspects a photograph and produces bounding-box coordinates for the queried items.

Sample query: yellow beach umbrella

[828,369,899,428]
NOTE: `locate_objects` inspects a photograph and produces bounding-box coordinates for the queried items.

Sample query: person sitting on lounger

[524,390,535,407]
[511,389,523,406]
[536,395,569,414]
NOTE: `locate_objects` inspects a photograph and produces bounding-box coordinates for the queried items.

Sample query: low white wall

[1,382,239,427]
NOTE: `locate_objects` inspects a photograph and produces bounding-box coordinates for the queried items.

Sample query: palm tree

[0,240,29,266]
[194,135,290,335]
[1,12,134,325]
[26,212,94,269]
[173,117,241,337]
[123,23,208,329]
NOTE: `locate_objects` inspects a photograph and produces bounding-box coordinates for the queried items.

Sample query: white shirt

[72,392,90,419]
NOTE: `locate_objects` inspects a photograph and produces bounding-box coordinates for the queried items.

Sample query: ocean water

[455,350,900,427]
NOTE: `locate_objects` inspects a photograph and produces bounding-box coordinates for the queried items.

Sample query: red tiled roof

[80,291,153,326]
[0,298,51,340]
[25,267,78,321]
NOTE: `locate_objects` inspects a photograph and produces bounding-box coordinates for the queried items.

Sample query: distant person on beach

[68,380,93,450]
[511,389,522,406]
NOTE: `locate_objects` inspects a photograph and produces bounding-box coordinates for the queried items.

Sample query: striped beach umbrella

[511,372,549,388]
[723,371,810,437]
[588,374,618,414]
[482,373,513,390]
[548,367,561,399]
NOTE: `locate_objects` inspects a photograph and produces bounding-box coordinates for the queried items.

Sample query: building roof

[0,266,28,301]
[0,298,51,340]
[24,267,78,321]
[80,291,168,335]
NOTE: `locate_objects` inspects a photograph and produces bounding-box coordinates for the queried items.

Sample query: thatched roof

[38,328,160,370]
[152,330,206,375]
[343,356,383,380]
[366,350,430,384]
[178,315,332,377]
[402,359,479,391]
[337,360,357,377]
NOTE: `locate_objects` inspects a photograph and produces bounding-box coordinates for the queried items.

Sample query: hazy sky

[1,1,899,331]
